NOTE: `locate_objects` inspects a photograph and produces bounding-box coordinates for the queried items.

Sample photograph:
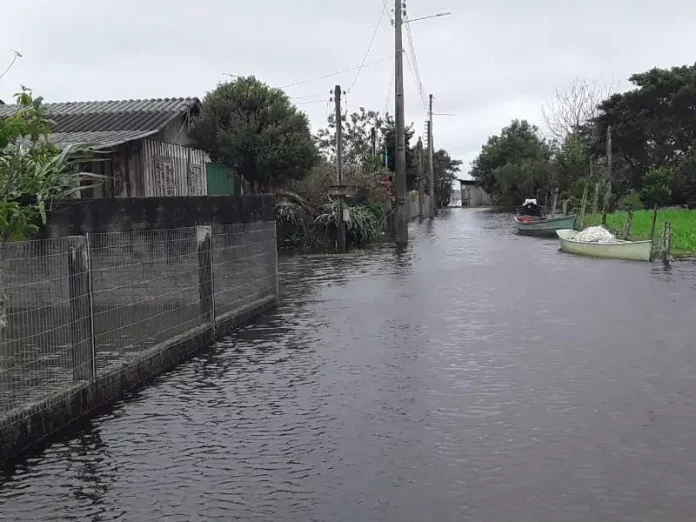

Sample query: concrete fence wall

[0,212,278,463]
[407,194,431,220]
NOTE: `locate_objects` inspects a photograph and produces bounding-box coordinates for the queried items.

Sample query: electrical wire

[403,7,428,110]
[295,99,330,105]
[384,64,394,116]
[280,56,391,89]
[0,50,22,82]
[347,1,388,93]
[404,50,428,115]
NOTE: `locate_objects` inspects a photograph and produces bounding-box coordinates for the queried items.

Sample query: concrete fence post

[273,223,280,301]
[197,226,215,325]
[67,235,96,381]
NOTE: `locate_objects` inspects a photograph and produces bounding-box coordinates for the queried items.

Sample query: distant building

[0,97,236,198]
[458,178,492,207]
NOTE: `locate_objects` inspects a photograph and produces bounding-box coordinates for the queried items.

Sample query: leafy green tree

[640,167,673,208]
[316,107,384,173]
[593,63,696,193]
[433,150,462,207]
[552,132,592,196]
[470,120,552,205]
[192,76,318,191]
[673,147,696,206]
[380,114,419,189]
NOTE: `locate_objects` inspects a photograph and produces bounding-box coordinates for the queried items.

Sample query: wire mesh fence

[213,222,278,319]
[90,228,203,373]
[0,221,277,429]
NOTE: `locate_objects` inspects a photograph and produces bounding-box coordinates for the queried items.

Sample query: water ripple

[2,209,696,521]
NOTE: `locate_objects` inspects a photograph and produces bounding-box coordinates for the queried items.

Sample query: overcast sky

[3,0,696,177]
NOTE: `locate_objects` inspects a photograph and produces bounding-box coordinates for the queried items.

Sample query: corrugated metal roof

[0,97,200,148]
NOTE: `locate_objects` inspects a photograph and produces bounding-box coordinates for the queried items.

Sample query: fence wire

[0,238,77,416]
[213,222,278,319]
[0,222,278,429]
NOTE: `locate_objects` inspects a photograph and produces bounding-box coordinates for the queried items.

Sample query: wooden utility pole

[417,137,425,218]
[428,94,435,218]
[334,85,346,252]
[394,0,408,245]
[606,125,613,184]
[603,125,613,213]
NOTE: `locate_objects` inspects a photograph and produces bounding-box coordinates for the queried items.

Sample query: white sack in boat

[575,226,618,243]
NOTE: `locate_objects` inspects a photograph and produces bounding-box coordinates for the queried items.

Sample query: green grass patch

[579,208,696,256]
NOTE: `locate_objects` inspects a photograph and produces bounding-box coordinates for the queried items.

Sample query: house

[0,97,236,198]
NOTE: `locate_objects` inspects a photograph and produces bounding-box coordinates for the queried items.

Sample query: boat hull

[515,215,577,236]
[556,229,652,261]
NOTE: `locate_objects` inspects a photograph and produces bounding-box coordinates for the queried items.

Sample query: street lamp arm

[403,11,451,24]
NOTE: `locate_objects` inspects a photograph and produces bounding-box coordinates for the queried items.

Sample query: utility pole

[334,85,346,252]
[394,0,408,245]
[603,125,613,214]
[428,94,435,218]
[417,137,425,218]
[371,127,377,157]
[606,125,612,184]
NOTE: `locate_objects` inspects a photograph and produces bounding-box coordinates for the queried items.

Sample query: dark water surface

[2,209,696,521]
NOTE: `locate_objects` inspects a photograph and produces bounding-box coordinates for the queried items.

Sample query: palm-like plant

[0,87,104,329]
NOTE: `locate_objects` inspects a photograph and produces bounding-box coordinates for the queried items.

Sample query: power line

[404,49,428,114]
[295,99,330,105]
[384,63,394,116]
[280,56,391,89]
[347,1,388,93]
[290,93,326,100]
[0,49,22,82]
[403,7,427,109]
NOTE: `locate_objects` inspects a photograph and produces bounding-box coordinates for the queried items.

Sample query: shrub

[618,192,644,211]
[640,167,673,208]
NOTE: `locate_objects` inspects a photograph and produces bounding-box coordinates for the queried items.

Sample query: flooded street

[2,208,696,521]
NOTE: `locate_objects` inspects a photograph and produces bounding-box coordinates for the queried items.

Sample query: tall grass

[581,209,696,256]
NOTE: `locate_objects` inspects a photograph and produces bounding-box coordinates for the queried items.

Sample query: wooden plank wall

[140,139,207,197]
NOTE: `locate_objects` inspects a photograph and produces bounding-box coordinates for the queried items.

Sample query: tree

[470,120,552,205]
[592,63,696,193]
[316,107,384,173]
[542,78,615,142]
[0,87,102,328]
[640,167,673,208]
[192,76,318,191]
[380,114,419,189]
[433,150,462,208]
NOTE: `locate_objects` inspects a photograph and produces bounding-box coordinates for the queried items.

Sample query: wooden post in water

[649,204,659,242]
[601,181,612,226]
[579,182,589,230]
[649,204,659,261]
[591,182,600,215]
[197,226,215,326]
[663,221,672,264]
[621,211,633,240]
[67,235,96,382]
[550,188,559,218]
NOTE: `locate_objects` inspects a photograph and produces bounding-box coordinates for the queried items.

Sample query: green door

[206,163,235,195]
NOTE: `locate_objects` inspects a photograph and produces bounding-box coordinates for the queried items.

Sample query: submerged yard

[581,208,696,256]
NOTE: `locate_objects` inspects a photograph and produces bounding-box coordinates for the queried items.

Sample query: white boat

[556,229,652,261]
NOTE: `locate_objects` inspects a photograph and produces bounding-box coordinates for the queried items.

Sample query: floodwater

[2,209,696,521]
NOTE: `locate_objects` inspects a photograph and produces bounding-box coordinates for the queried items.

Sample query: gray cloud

[3,0,696,177]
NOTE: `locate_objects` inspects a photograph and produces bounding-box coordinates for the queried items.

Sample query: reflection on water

[2,209,696,521]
